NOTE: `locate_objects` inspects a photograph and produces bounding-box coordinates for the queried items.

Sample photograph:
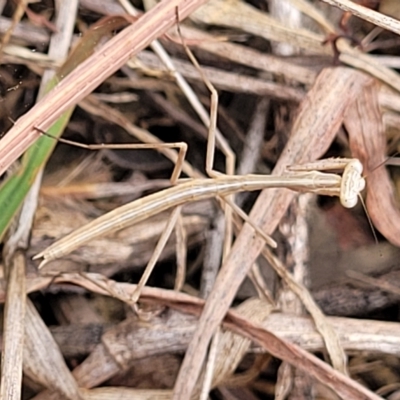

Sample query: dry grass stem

[0,251,26,400]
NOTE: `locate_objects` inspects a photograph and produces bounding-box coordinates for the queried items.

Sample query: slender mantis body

[34,159,365,267]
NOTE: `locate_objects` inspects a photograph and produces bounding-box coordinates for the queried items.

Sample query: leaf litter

[1,0,400,399]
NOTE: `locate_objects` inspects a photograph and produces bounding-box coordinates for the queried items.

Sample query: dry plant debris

[1,0,400,399]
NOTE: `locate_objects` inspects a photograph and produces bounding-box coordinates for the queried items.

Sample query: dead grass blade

[0,251,26,400]
[24,300,82,399]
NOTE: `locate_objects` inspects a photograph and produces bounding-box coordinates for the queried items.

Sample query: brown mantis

[33,151,365,267]
[33,18,367,270]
